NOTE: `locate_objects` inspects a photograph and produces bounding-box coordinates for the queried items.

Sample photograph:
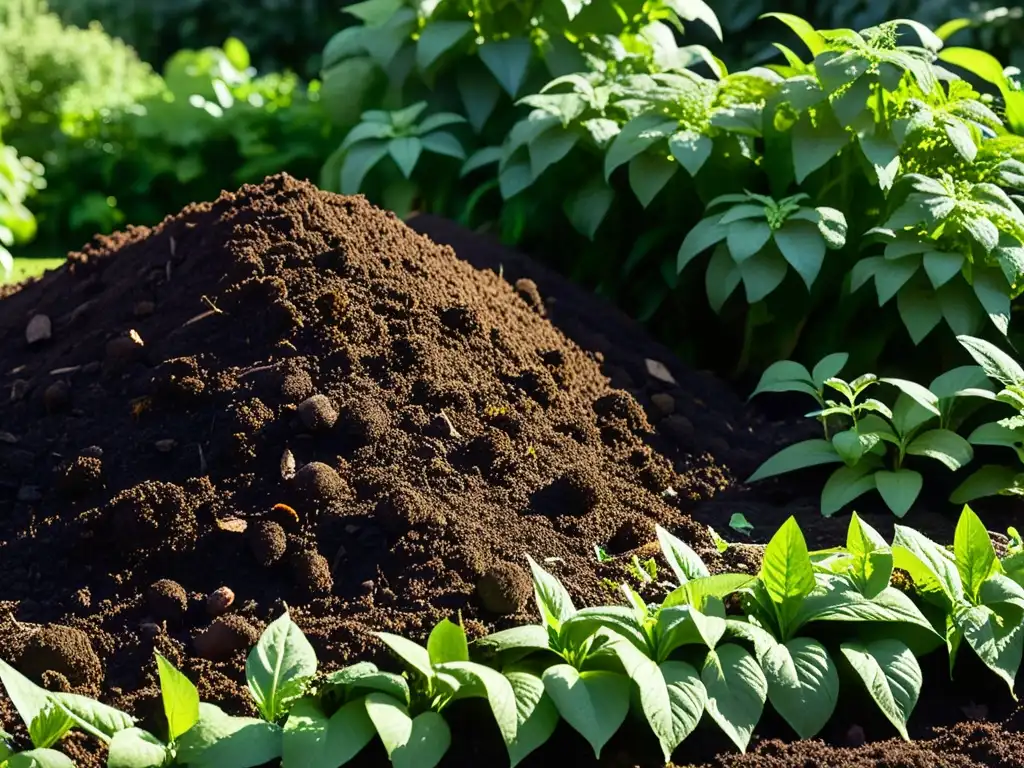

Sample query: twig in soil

[201,295,224,314]
[197,443,207,474]
[49,365,82,376]
[165,260,172,282]
[182,310,219,328]
[239,363,278,379]
[169,237,176,257]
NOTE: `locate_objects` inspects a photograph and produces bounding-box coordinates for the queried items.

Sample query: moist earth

[0,176,1018,766]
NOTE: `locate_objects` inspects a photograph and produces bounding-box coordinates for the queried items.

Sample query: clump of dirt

[14,625,103,692]
[0,175,737,767]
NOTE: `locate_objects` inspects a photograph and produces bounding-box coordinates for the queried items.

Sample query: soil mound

[0,174,732,761]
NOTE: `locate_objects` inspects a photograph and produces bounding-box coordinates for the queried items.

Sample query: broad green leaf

[420,132,465,160]
[416,21,472,71]
[434,661,518,747]
[526,556,576,630]
[668,130,713,176]
[377,634,433,681]
[897,282,944,343]
[955,603,1024,693]
[706,245,741,312]
[666,0,723,39]
[427,619,469,666]
[563,607,648,655]
[176,703,283,768]
[850,256,883,292]
[504,670,558,767]
[761,517,815,634]
[831,430,866,465]
[563,178,614,240]
[954,505,999,600]
[821,463,878,518]
[840,640,921,740]
[893,525,964,605]
[322,664,410,706]
[341,121,394,150]
[762,12,827,57]
[629,154,677,208]
[737,249,788,302]
[457,68,501,133]
[923,251,963,288]
[816,50,871,94]
[499,160,533,200]
[973,269,1011,335]
[846,512,893,598]
[156,653,198,743]
[875,257,921,305]
[747,440,842,482]
[461,146,502,176]
[701,644,766,752]
[939,47,1009,88]
[720,205,768,225]
[678,216,728,273]
[906,429,973,470]
[792,577,937,637]
[6,749,75,768]
[880,378,940,415]
[388,137,423,179]
[472,625,551,658]
[364,694,450,768]
[859,128,901,190]
[541,666,630,759]
[52,692,134,743]
[28,707,73,751]
[107,728,169,768]
[479,38,532,97]
[345,0,404,26]
[774,220,826,289]
[528,131,578,179]
[875,469,923,518]
[761,638,838,738]
[957,335,1024,385]
[656,525,710,584]
[247,613,317,723]
[0,659,72,748]
[340,141,389,194]
[727,219,772,263]
[282,698,374,768]
[748,359,816,400]
[792,108,849,183]
[951,465,1024,504]
[605,115,677,180]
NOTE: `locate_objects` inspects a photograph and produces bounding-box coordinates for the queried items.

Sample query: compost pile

[1,174,1022,767]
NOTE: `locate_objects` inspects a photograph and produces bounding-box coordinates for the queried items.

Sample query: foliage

[0,138,43,275]
[0,509,1020,765]
[319,2,1024,380]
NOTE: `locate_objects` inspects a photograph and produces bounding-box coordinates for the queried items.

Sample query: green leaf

[472,625,551,658]
[416,21,472,71]
[874,469,923,517]
[426,619,470,666]
[832,429,866,465]
[435,661,518,747]
[340,141,389,194]
[840,640,921,740]
[677,216,728,273]
[6,749,75,768]
[526,555,576,630]
[377,634,433,681]
[479,38,532,97]
[955,603,1024,693]
[922,251,963,288]
[812,354,848,388]
[897,282,944,344]
[875,257,921,305]
[720,205,768,225]
[176,703,283,768]
[762,12,827,57]
[859,128,901,190]
[282,698,374,768]
[761,517,816,630]
[388,137,424,179]
[893,525,964,605]
[666,0,723,39]
[322,664,411,706]
[461,146,502,177]
[973,269,1011,335]
[155,653,198,743]
[821,463,878,518]
[345,0,404,26]
[747,440,842,482]
[541,666,630,759]
[504,670,558,767]
[958,335,1024,385]
[738,249,788,303]
[364,694,450,768]
[954,505,999,600]
[761,638,838,738]
[341,121,395,151]
[563,178,614,240]
[246,613,317,723]
[847,512,893,598]
[50,691,134,743]
[0,659,72,748]
[668,130,713,176]
[420,132,465,160]
[728,220,773,263]
[657,525,710,585]
[792,108,849,183]
[528,131,578,179]
[499,160,533,200]
[951,465,1024,504]
[706,245,742,313]
[748,360,816,400]
[939,47,1008,88]
[906,429,973,470]
[792,578,937,638]
[629,154,677,208]
[701,644,767,753]
[457,68,502,133]
[880,378,940,415]
[107,728,169,768]
[605,115,677,181]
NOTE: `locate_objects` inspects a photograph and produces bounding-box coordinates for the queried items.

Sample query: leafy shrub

[0,138,43,274]
[2,507,1019,766]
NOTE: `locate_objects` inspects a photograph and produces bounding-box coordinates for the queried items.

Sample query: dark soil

[0,177,1018,767]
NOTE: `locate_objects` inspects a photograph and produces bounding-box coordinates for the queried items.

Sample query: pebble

[154,439,177,453]
[661,414,694,442]
[43,381,71,413]
[650,393,676,417]
[10,379,29,402]
[26,314,52,345]
[645,358,677,384]
[133,300,156,317]
[206,586,235,616]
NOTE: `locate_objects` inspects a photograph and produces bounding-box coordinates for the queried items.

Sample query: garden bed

[0,176,1020,767]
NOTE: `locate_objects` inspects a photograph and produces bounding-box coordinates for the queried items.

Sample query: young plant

[374,617,519,768]
[892,505,1024,693]
[749,371,973,516]
[729,515,939,740]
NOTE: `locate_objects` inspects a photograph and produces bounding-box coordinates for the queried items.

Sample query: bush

[0,137,43,274]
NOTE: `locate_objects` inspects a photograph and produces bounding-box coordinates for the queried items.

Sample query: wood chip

[645,358,677,385]
[215,517,248,534]
[26,315,51,345]
[280,448,296,480]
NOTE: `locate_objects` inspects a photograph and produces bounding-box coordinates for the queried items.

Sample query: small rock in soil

[147,579,188,624]
[249,521,287,566]
[661,414,694,443]
[26,314,52,345]
[294,461,346,503]
[206,586,235,616]
[291,550,333,595]
[476,562,531,615]
[16,625,103,689]
[43,380,71,412]
[194,615,259,661]
[154,439,177,453]
[650,392,675,417]
[133,301,155,317]
[297,394,337,432]
[513,278,545,315]
[9,379,29,402]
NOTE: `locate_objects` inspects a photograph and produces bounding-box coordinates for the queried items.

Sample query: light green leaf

[629,154,677,208]
[957,335,1024,385]
[892,525,964,605]
[378,633,433,681]
[504,670,558,767]
[107,728,169,768]
[880,378,940,415]
[761,638,838,738]
[563,178,614,240]
[526,555,576,630]
[821,463,878,518]
[906,429,973,470]
[874,469,923,517]
[282,698,374,768]
[954,505,999,600]
[840,640,921,740]
[528,131,578,179]
[340,141,389,194]
[762,12,827,57]
[955,603,1024,694]
[6,749,75,768]
[322,664,410,707]
[434,662,518,748]
[951,465,1024,504]
[542,666,630,759]
[156,653,198,743]
[472,625,551,658]
[55,692,134,742]
[668,130,713,176]
[792,577,936,637]
[427,619,469,666]
[678,216,728,273]
[761,517,815,636]
[702,644,767,753]
[479,38,532,97]
[939,47,1009,88]
[0,659,71,749]
[176,703,283,768]
[666,0,723,39]
[364,694,450,768]
[846,512,893,598]
[747,440,841,482]
[605,115,677,181]
[416,21,472,71]
[246,613,317,723]
[657,525,711,585]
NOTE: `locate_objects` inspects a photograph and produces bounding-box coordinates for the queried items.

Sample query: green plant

[892,505,1024,692]
[748,366,977,516]
[0,139,42,275]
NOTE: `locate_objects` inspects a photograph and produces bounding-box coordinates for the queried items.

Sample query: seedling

[729,514,754,536]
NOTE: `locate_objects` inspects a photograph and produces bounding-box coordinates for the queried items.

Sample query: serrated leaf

[840,640,920,740]
[0,659,71,749]
[702,644,766,752]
